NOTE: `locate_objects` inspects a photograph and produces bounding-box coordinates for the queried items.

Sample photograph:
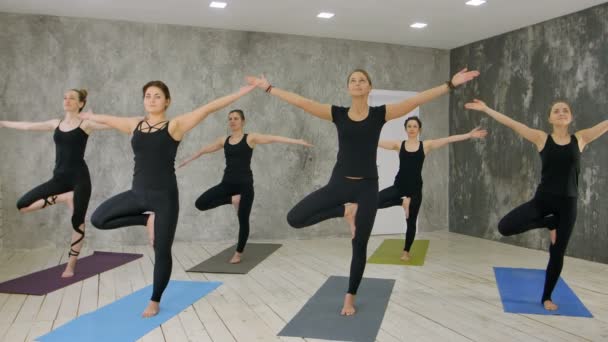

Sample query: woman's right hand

[0,121,4,128]
[246,75,271,90]
[464,99,489,112]
[177,160,190,169]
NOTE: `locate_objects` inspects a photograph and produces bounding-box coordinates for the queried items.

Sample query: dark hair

[404,116,422,129]
[70,88,88,112]
[229,109,245,120]
[142,81,171,100]
[548,100,571,117]
[347,69,372,86]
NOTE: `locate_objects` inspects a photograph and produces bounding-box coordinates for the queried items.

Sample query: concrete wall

[0,12,450,249]
[449,4,608,262]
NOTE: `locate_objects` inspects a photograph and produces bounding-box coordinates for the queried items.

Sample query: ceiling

[0,0,606,49]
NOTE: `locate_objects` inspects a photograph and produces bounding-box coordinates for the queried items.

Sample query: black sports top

[331,105,386,179]
[536,134,580,197]
[53,120,88,174]
[131,120,180,190]
[394,140,425,194]
[222,134,254,184]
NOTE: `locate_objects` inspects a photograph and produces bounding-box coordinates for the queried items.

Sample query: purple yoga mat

[0,251,143,295]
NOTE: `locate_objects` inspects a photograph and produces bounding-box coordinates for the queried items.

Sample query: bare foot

[549,229,556,245]
[344,203,358,239]
[142,301,160,318]
[231,195,241,212]
[543,300,558,311]
[401,197,411,219]
[341,294,356,316]
[61,256,77,278]
[230,252,242,264]
[400,251,411,262]
[146,213,155,247]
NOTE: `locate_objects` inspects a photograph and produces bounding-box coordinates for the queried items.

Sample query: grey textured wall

[449,4,608,262]
[0,12,450,249]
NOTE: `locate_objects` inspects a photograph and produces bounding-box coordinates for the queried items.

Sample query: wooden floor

[1,231,607,342]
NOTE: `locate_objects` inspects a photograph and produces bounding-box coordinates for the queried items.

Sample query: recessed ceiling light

[466,0,486,6]
[317,12,335,19]
[410,22,427,29]
[209,1,227,8]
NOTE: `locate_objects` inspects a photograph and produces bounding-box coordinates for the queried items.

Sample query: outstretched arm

[78,111,141,134]
[0,119,59,131]
[171,85,256,140]
[177,136,225,168]
[246,76,332,121]
[378,140,401,151]
[465,99,546,149]
[575,120,608,150]
[424,127,487,153]
[385,68,480,121]
[248,133,313,148]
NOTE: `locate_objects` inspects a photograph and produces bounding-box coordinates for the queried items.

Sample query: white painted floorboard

[0,231,606,342]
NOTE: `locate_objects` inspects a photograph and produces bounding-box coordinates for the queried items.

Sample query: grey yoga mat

[187,243,281,274]
[279,276,395,342]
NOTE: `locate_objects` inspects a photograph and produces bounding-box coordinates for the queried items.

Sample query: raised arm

[424,127,487,154]
[378,140,401,151]
[177,136,225,169]
[247,133,313,148]
[0,119,59,131]
[465,99,546,149]
[575,120,608,150]
[385,68,480,121]
[78,110,141,134]
[171,85,256,140]
[246,76,332,121]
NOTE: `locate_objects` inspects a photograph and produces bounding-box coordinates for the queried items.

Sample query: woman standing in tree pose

[465,98,608,310]
[0,89,108,278]
[346,117,487,261]
[247,68,479,315]
[178,109,312,264]
[84,81,255,317]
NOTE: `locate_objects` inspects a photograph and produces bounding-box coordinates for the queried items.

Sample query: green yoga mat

[368,239,429,266]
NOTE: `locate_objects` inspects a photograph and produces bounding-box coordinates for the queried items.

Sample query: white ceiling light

[209,2,227,9]
[466,0,487,6]
[410,22,427,29]
[317,12,335,19]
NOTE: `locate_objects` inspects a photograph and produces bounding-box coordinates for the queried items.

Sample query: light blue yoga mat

[494,267,592,317]
[37,280,222,342]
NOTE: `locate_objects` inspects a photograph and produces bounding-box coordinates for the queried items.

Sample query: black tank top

[394,140,425,194]
[536,134,580,197]
[222,134,254,184]
[53,120,88,174]
[331,105,386,179]
[131,120,180,190]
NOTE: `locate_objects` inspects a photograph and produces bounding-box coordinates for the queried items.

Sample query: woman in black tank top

[179,109,311,264]
[0,88,109,278]
[466,99,608,311]
[82,81,256,318]
[246,68,479,316]
[347,117,486,261]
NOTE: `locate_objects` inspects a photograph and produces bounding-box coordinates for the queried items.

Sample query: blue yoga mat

[37,280,222,342]
[494,267,592,317]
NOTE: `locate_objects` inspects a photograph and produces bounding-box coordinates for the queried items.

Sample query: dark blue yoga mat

[37,280,222,342]
[494,267,592,317]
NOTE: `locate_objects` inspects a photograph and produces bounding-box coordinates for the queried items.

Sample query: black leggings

[497,191,577,303]
[287,176,378,295]
[378,185,422,252]
[17,168,91,255]
[91,187,179,302]
[195,181,254,253]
